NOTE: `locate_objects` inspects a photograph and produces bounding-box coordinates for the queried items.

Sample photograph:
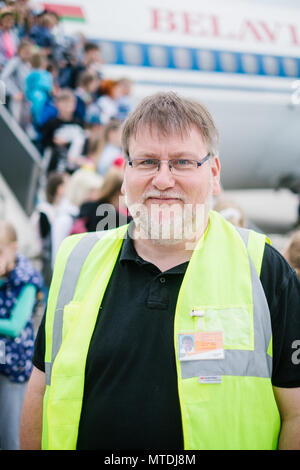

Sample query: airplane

[0,0,298,255]
[32,0,300,193]
[1,0,291,194]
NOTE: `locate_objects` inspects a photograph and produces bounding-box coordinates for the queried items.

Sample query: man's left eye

[174,159,191,166]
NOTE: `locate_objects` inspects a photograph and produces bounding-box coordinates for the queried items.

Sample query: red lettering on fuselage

[150,7,300,47]
[258,21,282,42]
[288,24,300,45]
[151,8,177,33]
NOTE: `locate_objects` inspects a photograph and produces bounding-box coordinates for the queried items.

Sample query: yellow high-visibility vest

[42,211,280,450]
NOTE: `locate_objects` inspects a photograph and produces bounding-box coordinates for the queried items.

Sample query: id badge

[178,331,224,361]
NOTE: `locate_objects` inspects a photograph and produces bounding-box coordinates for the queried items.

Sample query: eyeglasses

[127,153,211,176]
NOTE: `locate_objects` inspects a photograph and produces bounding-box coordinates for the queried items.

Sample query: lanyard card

[178,331,224,361]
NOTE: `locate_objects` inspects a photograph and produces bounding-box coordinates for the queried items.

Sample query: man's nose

[151,161,175,190]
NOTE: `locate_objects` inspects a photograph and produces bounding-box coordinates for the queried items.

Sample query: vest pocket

[179,306,256,380]
[191,306,254,350]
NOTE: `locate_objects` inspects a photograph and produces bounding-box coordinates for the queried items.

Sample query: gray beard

[125,197,213,247]
[123,171,214,247]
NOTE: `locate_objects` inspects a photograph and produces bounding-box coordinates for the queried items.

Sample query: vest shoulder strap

[235,226,268,276]
[45,231,106,385]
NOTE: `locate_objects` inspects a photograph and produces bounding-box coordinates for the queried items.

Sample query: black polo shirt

[33,233,300,450]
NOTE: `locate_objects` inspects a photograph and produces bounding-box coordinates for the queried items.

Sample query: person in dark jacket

[72,167,131,233]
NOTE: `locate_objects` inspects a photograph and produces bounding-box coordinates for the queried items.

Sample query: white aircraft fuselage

[37,0,300,190]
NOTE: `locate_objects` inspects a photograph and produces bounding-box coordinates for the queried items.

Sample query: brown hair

[103,120,121,142]
[46,172,65,204]
[56,88,75,103]
[78,70,98,89]
[17,39,33,54]
[98,167,124,204]
[86,133,103,156]
[30,52,47,69]
[84,42,100,53]
[284,231,300,278]
[121,91,219,158]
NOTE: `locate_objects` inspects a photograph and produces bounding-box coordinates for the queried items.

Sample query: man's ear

[121,172,126,195]
[211,156,221,196]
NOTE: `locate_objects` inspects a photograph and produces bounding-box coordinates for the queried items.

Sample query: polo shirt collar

[119,227,189,274]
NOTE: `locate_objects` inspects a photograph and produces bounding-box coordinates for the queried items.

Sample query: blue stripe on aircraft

[95,39,300,78]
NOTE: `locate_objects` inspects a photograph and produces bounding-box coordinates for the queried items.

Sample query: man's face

[183,338,193,352]
[122,125,221,245]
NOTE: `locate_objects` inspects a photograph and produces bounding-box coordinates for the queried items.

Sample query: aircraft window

[196,50,215,71]
[219,52,237,73]
[241,54,258,74]
[122,43,143,65]
[282,57,298,77]
[148,46,168,67]
[262,55,279,75]
[173,48,192,69]
[100,42,117,64]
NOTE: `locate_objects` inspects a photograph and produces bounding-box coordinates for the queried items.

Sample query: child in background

[73,167,130,234]
[96,120,122,176]
[282,231,300,279]
[51,169,103,265]
[28,11,57,57]
[87,79,123,125]
[0,39,33,127]
[32,172,67,288]
[74,69,99,122]
[25,51,53,129]
[116,77,133,121]
[41,88,86,174]
[213,197,247,228]
[0,221,43,450]
[81,131,103,171]
[0,11,20,71]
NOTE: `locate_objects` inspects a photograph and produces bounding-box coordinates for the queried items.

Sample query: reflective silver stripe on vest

[45,233,102,385]
[180,227,272,380]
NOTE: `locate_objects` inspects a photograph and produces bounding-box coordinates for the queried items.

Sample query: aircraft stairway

[0,104,43,256]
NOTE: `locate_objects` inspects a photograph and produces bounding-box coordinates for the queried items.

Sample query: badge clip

[190,309,205,317]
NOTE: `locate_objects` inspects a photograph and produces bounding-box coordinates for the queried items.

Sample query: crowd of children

[0,0,133,282]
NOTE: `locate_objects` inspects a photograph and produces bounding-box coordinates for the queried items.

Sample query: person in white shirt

[96,120,122,176]
[51,169,103,267]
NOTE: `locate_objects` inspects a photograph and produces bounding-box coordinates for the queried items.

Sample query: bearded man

[21,92,300,451]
